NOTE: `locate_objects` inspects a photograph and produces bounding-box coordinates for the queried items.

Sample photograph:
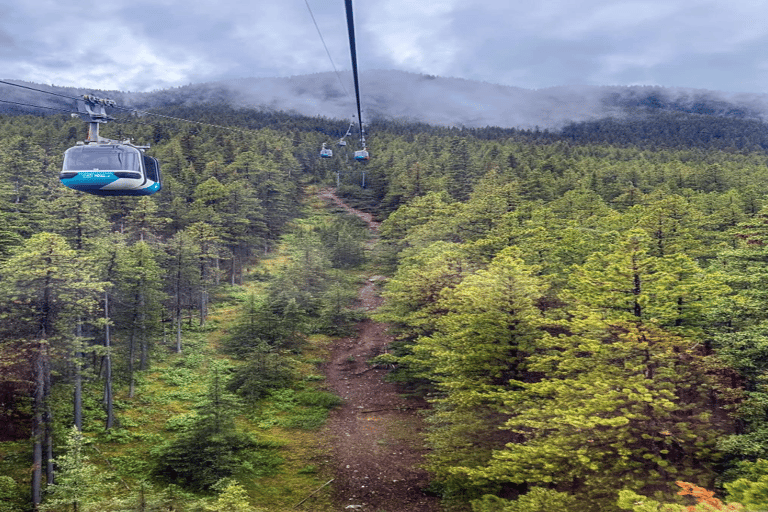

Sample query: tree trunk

[103,292,114,430]
[128,325,136,398]
[175,308,182,354]
[200,256,208,327]
[139,291,148,371]
[231,252,237,287]
[44,346,53,485]
[200,288,208,327]
[32,342,45,507]
[74,321,83,431]
[174,254,183,353]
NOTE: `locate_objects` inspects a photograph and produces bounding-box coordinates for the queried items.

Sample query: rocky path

[320,189,440,512]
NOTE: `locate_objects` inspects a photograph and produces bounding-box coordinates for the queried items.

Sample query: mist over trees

[6,71,768,130]
[3,99,768,511]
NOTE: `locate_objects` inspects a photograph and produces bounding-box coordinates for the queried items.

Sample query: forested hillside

[3,105,768,511]
[0,109,362,511]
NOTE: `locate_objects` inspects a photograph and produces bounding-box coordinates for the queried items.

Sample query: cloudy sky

[1,0,767,94]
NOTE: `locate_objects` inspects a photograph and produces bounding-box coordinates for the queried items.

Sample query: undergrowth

[0,191,378,511]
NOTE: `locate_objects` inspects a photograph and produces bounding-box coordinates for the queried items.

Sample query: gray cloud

[0,0,766,94]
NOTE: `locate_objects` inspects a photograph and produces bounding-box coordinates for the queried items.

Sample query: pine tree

[467,320,732,508]
[114,241,166,396]
[165,229,199,353]
[184,222,221,326]
[462,232,733,507]
[0,232,102,507]
[40,426,108,512]
[403,247,545,490]
[153,367,280,490]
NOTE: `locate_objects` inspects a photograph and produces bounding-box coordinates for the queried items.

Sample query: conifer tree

[153,367,278,490]
[401,247,544,490]
[711,209,768,463]
[114,241,166,396]
[165,229,199,352]
[40,425,107,512]
[0,232,102,506]
[462,231,733,507]
[185,221,221,326]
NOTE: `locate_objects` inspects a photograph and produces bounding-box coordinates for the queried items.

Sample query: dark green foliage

[226,343,295,400]
[472,488,582,512]
[152,369,281,490]
[318,216,368,269]
[222,293,293,354]
[5,101,768,510]
[154,428,281,490]
[0,475,26,512]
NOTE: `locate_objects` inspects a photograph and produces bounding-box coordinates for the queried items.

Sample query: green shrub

[294,390,342,409]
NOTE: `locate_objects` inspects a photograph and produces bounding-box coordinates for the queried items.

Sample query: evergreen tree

[40,425,108,512]
[165,229,199,353]
[401,247,545,495]
[0,233,102,507]
[711,210,768,465]
[467,320,733,509]
[153,367,280,490]
[113,241,166,397]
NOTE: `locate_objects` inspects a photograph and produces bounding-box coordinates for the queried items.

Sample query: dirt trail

[320,189,440,512]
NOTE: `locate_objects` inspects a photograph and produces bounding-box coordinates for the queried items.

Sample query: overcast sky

[1,0,766,94]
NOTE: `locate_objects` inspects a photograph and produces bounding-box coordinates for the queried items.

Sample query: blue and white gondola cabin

[60,143,162,196]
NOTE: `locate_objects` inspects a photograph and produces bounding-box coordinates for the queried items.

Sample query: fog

[146,70,768,129]
[5,70,768,130]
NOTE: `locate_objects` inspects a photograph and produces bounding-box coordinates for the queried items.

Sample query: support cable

[0,79,81,102]
[0,80,253,134]
[304,0,351,100]
[344,0,365,148]
[0,98,76,114]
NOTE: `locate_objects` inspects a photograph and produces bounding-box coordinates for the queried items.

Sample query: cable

[304,0,351,100]
[0,98,75,114]
[0,79,254,135]
[109,104,254,134]
[0,79,81,102]
[344,0,365,148]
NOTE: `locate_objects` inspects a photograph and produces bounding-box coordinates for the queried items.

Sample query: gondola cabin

[320,144,333,158]
[338,139,347,147]
[354,149,369,161]
[60,143,162,196]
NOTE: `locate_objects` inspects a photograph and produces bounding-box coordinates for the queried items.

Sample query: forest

[3,104,768,511]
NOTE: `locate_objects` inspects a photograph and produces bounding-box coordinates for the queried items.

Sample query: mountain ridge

[2,70,768,130]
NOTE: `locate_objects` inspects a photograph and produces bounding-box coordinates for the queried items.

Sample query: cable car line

[303,0,351,100]
[0,79,82,102]
[344,0,363,147]
[0,79,254,135]
[344,0,369,162]
[109,104,255,135]
[0,98,75,114]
